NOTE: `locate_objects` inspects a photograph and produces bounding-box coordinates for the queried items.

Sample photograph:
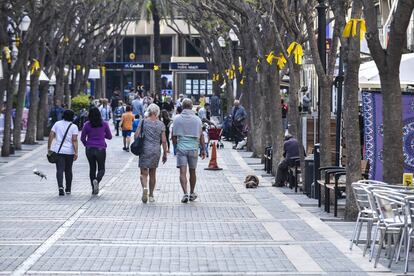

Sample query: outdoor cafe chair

[350,183,376,255]
[404,196,414,273]
[372,191,406,269]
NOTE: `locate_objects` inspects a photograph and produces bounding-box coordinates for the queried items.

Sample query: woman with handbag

[134,103,168,203]
[81,107,112,195]
[47,110,79,196]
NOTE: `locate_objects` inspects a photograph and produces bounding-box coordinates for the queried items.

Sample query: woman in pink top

[81,107,112,195]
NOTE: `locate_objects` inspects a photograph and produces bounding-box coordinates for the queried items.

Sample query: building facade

[104,19,212,101]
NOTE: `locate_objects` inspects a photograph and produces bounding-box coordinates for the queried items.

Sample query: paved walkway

[0,135,392,275]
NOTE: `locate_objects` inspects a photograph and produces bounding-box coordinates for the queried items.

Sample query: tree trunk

[288,63,306,182]
[73,68,82,97]
[319,80,332,167]
[1,65,14,157]
[152,0,162,95]
[13,61,29,150]
[55,64,65,103]
[266,67,284,175]
[380,72,403,184]
[36,82,49,141]
[343,0,363,221]
[79,68,90,95]
[64,77,71,108]
[24,68,41,145]
[288,64,301,139]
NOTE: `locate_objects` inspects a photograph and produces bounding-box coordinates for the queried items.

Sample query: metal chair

[372,191,406,268]
[404,196,414,273]
[350,183,376,255]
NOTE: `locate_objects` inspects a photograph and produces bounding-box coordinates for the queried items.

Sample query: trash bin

[304,154,314,198]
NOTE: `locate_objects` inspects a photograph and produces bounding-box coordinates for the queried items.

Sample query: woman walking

[161,109,171,152]
[47,110,79,196]
[81,107,112,195]
[134,103,167,203]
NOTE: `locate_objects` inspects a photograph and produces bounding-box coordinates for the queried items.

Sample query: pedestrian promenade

[0,136,391,275]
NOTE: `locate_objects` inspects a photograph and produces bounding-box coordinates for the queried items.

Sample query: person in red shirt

[281,99,288,131]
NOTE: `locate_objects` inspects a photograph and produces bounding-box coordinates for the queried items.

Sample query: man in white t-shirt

[47,109,79,196]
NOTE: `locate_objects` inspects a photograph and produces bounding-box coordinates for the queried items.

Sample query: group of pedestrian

[47,94,205,204]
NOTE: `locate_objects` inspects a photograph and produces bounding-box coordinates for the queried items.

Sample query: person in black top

[273,134,301,187]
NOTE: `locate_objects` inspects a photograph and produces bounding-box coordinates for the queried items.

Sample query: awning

[359,53,414,88]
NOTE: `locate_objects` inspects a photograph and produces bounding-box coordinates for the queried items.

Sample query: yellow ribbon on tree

[63,36,69,45]
[287,42,304,65]
[76,64,81,71]
[342,18,366,40]
[240,76,246,85]
[15,36,20,48]
[153,64,160,71]
[30,59,40,75]
[3,47,11,64]
[266,51,276,65]
[226,68,235,80]
[238,65,243,74]
[101,65,106,77]
[276,54,287,70]
[212,74,220,82]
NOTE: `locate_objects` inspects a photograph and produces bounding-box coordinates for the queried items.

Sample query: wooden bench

[318,161,370,217]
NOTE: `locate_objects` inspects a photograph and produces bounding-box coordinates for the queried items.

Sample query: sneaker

[59,188,65,196]
[126,148,130,152]
[149,196,155,203]
[181,194,189,203]
[92,179,99,195]
[122,147,127,151]
[142,188,148,203]
[65,190,71,195]
[189,193,198,201]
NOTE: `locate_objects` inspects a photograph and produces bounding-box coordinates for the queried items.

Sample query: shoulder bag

[130,120,145,156]
[47,123,73,163]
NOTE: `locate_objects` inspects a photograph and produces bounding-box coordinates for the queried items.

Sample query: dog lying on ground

[244,175,259,188]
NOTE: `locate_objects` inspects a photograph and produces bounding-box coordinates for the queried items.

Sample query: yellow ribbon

[276,54,287,70]
[3,47,11,64]
[212,74,220,82]
[266,51,275,65]
[15,37,20,48]
[342,18,366,40]
[63,36,69,45]
[30,59,40,75]
[238,65,243,74]
[153,64,160,71]
[101,65,106,77]
[287,42,304,65]
[240,76,246,85]
[76,64,81,71]
[226,68,235,80]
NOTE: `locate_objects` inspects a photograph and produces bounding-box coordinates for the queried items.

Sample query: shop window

[136,36,151,62]
[123,37,134,62]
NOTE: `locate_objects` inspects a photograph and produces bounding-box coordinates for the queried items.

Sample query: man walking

[172,98,205,203]
[132,95,144,119]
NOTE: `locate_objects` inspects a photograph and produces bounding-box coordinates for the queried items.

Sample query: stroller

[207,124,224,149]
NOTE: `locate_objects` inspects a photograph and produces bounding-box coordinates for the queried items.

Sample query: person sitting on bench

[273,134,301,187]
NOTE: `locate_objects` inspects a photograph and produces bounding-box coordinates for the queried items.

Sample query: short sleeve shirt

[121,112,135,131]
[51,120,79,155]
